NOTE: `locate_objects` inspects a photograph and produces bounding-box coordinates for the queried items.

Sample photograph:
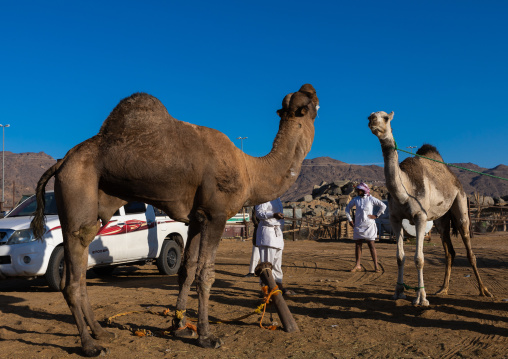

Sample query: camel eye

[383,116,389,121]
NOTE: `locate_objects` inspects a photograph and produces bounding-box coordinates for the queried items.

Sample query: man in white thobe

[244,207,260,277]
[255,198,293,295]
[345,182,386,272]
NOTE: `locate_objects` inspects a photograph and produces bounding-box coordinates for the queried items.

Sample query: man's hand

[368,215,377,219]
[274,212,284,219]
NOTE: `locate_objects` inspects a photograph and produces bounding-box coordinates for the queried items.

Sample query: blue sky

[1,1,507,168]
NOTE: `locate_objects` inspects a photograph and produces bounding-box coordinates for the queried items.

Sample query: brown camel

[31,84,319,356]
[368,111,491,306]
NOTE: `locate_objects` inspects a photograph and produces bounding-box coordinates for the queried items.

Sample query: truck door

[121,202,158,260]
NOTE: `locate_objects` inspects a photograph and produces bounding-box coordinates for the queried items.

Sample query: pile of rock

[283,180,389,220]
[283,180,508,224]
[469,195,508,207]
[496,197,508,206]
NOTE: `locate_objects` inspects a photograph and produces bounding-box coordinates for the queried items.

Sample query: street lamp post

[236,136,247,152]
[406,146,417,154]
[0,124,10,210]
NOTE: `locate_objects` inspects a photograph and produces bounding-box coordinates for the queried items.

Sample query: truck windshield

[7,193,59,217]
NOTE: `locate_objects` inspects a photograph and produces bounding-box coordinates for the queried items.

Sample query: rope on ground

[182,285,281,328]
[106,309,162,337]
[106,287,283,337]
[393,140,508,181]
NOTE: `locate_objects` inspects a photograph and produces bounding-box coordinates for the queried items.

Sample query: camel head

[277,84,319,122]
[368,111,394,140]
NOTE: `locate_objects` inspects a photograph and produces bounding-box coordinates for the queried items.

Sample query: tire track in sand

[439,334,508,359]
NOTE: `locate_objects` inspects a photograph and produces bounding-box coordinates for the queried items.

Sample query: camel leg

[62,229,109,357]
[56,164,112,356]
[85,193,126,340]
[391,219,406,300]
[78,244,116,342]
[434,215,455,295]
[413,215,429,306]
[194,214,227,349]
[173,219,201,337]
[451,196,492,297]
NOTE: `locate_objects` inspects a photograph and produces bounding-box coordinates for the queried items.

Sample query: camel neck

[380,134,410,204]
[245,119,314,204]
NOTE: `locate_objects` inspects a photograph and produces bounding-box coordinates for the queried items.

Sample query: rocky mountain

[282,157,508,202]
[282,157,385,201]
[0,152,56,209]
[448,163,508,200]
[0,152,506,209]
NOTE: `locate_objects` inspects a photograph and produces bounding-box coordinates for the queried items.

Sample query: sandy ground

[1,232,507,358]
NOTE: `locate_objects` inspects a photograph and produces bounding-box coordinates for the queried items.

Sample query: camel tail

[30,161,62,240]
[30,142,86,239]
[450,214,459,237]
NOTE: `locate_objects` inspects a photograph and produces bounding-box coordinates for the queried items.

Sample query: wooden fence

[469,203,507,236]
[225,200,508,242]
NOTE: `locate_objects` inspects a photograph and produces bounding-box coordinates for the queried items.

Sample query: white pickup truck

[0,191,188,290]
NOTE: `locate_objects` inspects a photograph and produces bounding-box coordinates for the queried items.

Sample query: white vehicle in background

[0,191,188,290]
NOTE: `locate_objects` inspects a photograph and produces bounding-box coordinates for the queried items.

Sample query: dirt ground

[1,232,507,359]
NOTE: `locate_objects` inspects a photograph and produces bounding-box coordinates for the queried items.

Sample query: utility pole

[407,146,417,154]
[0,124,10,212]
[236,136,247,152]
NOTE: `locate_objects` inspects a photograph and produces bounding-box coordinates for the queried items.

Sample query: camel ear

[388,111,394,120]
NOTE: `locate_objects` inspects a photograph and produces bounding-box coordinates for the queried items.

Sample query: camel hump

[99,92,174,136]
[416,144,443,161]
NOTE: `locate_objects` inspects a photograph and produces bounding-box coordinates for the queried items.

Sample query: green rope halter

[397,282,424,291]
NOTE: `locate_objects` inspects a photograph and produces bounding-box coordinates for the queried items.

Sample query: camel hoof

[480,289,493,298]
[82,344,110,357]
[198,335,223,349]
[435,288,448,296]
[413,298,430,306]
[392,293,406,300]
[173,327,197,339]
[93,330,116,342]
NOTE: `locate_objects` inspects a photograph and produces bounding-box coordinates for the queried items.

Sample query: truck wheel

[45,246,64,291]
[156,240,181,275]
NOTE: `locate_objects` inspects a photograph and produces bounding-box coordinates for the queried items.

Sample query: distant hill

[1,151,56,209]
[448,163,508,200]
[1,153,506,209]
[282,157,385,201]
[282,157,508,202]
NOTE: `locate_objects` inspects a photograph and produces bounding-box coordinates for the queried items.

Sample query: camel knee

[415,256,424,270]
[467,253,478,266]
[196,270,215,287]
[196,279,214,294]
[196,267,215,292]
[458,217,469,232]
[62,281,80,302]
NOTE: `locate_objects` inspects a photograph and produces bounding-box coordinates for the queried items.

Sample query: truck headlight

[6,229,36,245]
